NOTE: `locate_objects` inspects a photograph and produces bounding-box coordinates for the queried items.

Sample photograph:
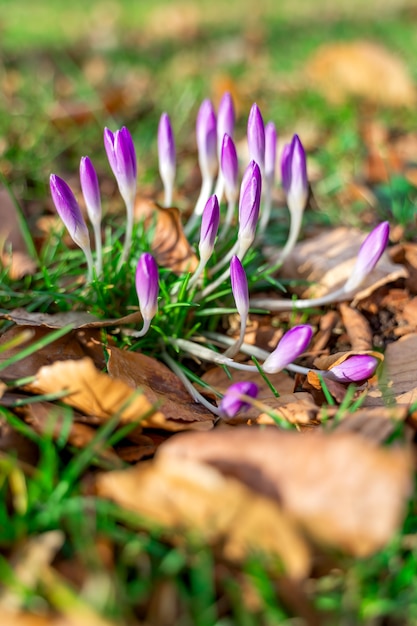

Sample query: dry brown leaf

[0,187,36,279]
[366,333,417,407]
[160,427,412,556]
[96,454,311,579]
[107,346,214,429]
[135,199,198,274]
[0,327,105,382]
[0,308,142,329]
[256,392,319,426]
[277,226,407,302]
[333,405,409,443]
[26,357,161,428]
[305,41,416,108]
[339,303,373,351]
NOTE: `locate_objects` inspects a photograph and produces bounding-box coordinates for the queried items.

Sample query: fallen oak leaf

[159,427,412,556]
[96,454,311,579]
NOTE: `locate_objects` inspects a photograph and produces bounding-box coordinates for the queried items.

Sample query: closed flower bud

[217,92,235,158]
[263,325,313,373]
[196,99,218,179]
[135,253,159,336]
[221,134,239,203]
[238,161,262,251]
[80,156,101,227]
[247,103,265,173]
[104,126,137,206]
[158,112,176,206]
[281,134,308,215]
[327,355,379,383]
[344,222,390,293]
[199,195,220,262]
[265,121,277,187]
[50,174,90,251]
[219,381,259,418]
[230,256,249,324]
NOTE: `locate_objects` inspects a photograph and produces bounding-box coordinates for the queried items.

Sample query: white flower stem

[210,240,238,275]
[278,205,303,264]
[258,180,273,235]
[218,198,237,241]
[185,175,214,236]
[187,257,208,289]
[83,245,94,284]
[213,173,225,203]
[163,182,173,208]
[224,317,247,358]
[250,286,348,311]
[162,351,220,416]
[131,318,151,338]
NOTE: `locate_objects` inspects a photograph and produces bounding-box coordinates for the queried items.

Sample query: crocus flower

[80,156,102,275]
[214,92,235,201]
[237,160,262,258]
[343,222,390,293]
[104,126,137,267]
[219,381,259,418]
[221,134,239,204]
[49,173,94,282]
[247,103,265,174]
[135,253,159,337]
[158,112,176,207]
[259,121,277,233]
[262,325,313,373]
[225,256,249,357]
[188,195,220,289]
[278,134,308,261]
[326,355,379,383]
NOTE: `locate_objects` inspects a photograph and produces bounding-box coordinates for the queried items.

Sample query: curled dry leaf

[159,427,412,556]
[255,392,319,427]
[135,198,198,274]
[333,405,409,444]
[96,454,311,579]
[107,346,214,430]
[274,226,407,303]
[339,303,373,351]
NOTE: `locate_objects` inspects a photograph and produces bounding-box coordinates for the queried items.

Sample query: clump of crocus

[188,195,220,288]
[219,381,259,418]
[79,156,102,277]
[135,253,159,337]
[326,354,380,383]
[225,256,249,358]
[158,112,176,207]
[104,126,137,269]
[49,174,94,283]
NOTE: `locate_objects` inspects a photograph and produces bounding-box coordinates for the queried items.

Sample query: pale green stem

[277,205,303,264]
[213,173,225,202]
[83,245,94,284]
[92,222,103,277]
[223,317,247,358]
[164,181,173,208]
[162,351,221,416]
[118,197,135,270]
[185,175,214,237]
[258,179,273,235]
[210,240,238,275]
[131,318,151,338]
[218,198,237,241]
[250,286,348,311]
[187,256,208,290]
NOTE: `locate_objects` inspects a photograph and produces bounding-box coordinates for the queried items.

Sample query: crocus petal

[49,174,90,251]
[265,121,277,186]
[247,103,265,173]
[196,99,217,179]
[344,222,390,293]
[104,126,137,205]
[327,355,379,383]
[219,381,259,418]
[135,253,159,323]
[263,325,313,373]
[238,161,262,243]
[158,112,176,189]
[230,256,249,321]
[217,92,235,157]
[221,134,239,202]
[199,195,220,261]
[80,156,101,226]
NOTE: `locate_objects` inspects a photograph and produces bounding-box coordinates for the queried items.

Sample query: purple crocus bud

[262,325,313,374]
[221,134,239,203]
[80,156,101,226]
[158,112,176,206]
[135,253,159,336]
[199,195,220,262]
[230,255,249,323]
[237,160,262,252]
[281,134,308,214]
[265,121,277,187]
[50,174,90,251]
[196,99,218,179]
[247,103,265,173]
[327,355,379,383]
[217,92,235,158]
[104,126,137,206]
[219,381,259,418]
[344,222,390,293]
